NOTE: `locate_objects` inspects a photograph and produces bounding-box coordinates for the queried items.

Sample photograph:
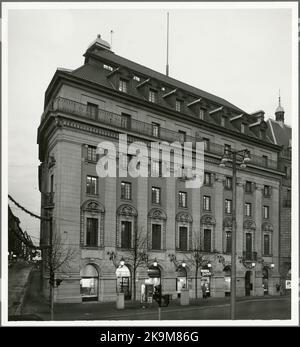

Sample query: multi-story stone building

[37,35,287,303]
[267,100,291,292]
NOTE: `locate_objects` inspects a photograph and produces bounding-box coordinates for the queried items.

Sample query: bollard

[116,292,125,309]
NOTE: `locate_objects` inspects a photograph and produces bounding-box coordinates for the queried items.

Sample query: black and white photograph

[1,1,299,328]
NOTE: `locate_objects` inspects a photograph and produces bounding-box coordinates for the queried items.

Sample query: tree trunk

[133,268,136,301]
[195,268,198,300]
[50,283,54,320]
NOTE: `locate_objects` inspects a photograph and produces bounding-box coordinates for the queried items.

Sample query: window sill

[262,254,273,257]
[121,198,132,201]
[86,193,99,197]
[81,246,103,250]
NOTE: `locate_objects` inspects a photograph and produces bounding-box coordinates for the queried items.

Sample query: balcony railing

[42,192,54,209]
[44,97,280,171]
[242,251,257,261]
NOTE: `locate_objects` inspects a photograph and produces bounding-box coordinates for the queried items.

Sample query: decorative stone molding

[82,200,105,213]
[148,208,167,220]
[255,183,264,191]
[176,212,193,223]
[243,219,256,230]
[116,204,138,217]
[262,222,274,232]
[200,214,216,225]
[47,155,56,169]
[236,177,244,186]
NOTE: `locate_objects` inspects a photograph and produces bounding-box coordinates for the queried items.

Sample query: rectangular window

[178,130,186,142]
[121,182,132,200]
[263,234,270,255]
[245,181,252,193]
[204,172,212,186]
[199,109,205,120]
[86,218,98,246]
[152,122,160,138]
[50,174,54,193]
[151,160,162,177]
[245,233,252,255]
[86,176,98,195]
[179,191,187,208]
[103,64,113,71]
[87,102,98,120]
[203,138,210,151]
[152,187,161,204]
[262,155,268,167]
[203,195,211,211]
[225,199,232,214]
[133,75,140,82]
[118,79,128,93]
[149,89,157,103]
[87,146,97,162]
[203,229,211,252]
[224,144,231,155]
[245,203,252,217]
[226,231,232,254]
[263,206,269,219]
[175,99,182,112]
[225,177,232,190]
[241,123,245,133]
[152,224,161,250]
[179,226,188,251]
[121,113,131,129]
[263,185,271,197]
[221,116,226,127]
[121,221,132,249]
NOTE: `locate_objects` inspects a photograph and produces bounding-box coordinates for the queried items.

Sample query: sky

[6,5,294,245]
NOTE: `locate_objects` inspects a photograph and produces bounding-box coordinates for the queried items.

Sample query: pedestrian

[201,284,207,299]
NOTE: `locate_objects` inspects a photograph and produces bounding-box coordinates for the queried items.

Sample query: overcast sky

[6,6,293,244]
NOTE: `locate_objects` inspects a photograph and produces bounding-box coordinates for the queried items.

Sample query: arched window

[262,222,273,256]
[148,208,167,250]
[243,219,256,259]
[80,200,105,247]
[176,212,193,251]
[116,204,138,249]
[80,264,99,301]
[200,214,216,252]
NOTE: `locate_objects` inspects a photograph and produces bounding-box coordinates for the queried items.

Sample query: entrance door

[262,267,269,295]
[121,277,131,300]
[245,271,251,296]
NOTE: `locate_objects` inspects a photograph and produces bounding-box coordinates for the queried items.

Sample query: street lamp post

[220,148,251,320]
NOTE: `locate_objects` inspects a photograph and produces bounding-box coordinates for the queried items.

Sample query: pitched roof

[266,118,291,147]
[80,49,246,114]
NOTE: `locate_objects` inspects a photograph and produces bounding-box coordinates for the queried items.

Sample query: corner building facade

[38,36,286,303]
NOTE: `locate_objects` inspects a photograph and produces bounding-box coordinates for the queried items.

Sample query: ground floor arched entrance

[245,271,252,296]
[141,265,161,304]
[116,264,131,300]
[80,264,99,302]
[176,265,187,298]
[224,266,231,297]
[262,267,269,295]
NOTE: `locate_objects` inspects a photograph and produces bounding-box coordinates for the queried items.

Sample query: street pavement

[8,262,34,316]
[19,269,291,322]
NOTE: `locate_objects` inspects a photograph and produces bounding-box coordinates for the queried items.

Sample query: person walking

[201,284,207,299]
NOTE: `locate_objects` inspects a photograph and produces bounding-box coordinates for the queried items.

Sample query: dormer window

[241,123,246,133]
[133,75,140,82]
[119,79,128,93]
[175,99,182,112]
[199,109,205,120]
[221,116,226,127]
[149,89,157,103]
[103,64,113,71]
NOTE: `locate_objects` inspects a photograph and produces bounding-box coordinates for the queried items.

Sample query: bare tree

[45,231,78,320]
[184,233,212,300]
[109,227,148,301]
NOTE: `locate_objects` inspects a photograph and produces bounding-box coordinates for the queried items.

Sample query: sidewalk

[8,262,34,316]
[20,269,290,321]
